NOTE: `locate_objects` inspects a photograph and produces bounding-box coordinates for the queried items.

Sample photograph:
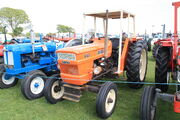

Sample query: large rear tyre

[155,47,170,92]
[96,82,118,119]
[21,70,46,100]
[0,64,18,88]
[152,44,160,59]
[44,74,64,104]
[126,40,148,89]
[140,86,157,120]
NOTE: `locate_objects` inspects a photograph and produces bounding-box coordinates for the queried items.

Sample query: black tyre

[44,74,64,104]
[96,82,118,119]
[0,57,3,64]
[126,40,148,89]
[140,86,157,120]
[0,64,18,88]
[147,38,152,51]
[155,47,170,92]
[152,44,160,59]
[10,39,19,44]
[21,70,46,100]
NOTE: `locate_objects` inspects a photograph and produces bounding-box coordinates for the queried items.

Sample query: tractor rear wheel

[21,70,46,100]
[155,47,170,92]
[96,82,118,119]
[126,40,148,89]
[152,44,160,59]
[140,86,157,120]
[44,74,64,104]
[0,64,18,88]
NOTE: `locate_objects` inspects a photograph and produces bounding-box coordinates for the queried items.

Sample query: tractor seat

[109,38,125,49]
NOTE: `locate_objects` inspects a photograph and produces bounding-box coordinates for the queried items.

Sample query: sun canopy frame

[82,10,136,74]
[84,10,135,19]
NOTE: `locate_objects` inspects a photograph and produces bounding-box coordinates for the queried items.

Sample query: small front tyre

[0,65,18,88]
[44,74,64,104]
[21,70,47,100]
[96,82,118,119]
[140,86,157,120]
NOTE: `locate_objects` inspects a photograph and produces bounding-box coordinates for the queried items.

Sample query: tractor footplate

[63,84,82,102]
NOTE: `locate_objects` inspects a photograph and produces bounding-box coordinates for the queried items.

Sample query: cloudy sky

[0,0,179,34]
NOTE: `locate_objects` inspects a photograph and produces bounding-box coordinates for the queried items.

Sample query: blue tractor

[0,40,65,100]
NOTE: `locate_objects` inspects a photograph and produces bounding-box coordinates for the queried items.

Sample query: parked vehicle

[44,10,148,118]
[140,2,180,120]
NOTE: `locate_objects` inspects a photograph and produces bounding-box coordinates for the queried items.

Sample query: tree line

[0,7,74,38]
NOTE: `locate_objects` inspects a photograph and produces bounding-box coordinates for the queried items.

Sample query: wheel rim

[2,73,15,85]
[139,49,147,81]
[177,71,180,83]
[30,77,44,95]
[51,81,64,99]
[150,94,156,120]
[105,89,116,113]
[167,72,170,83]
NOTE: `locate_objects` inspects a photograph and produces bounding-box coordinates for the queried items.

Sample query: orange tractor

[44,10,148,118]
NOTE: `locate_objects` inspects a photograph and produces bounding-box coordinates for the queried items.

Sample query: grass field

[0,52,180,120]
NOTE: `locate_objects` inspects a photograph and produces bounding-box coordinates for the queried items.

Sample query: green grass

[0,52,179,120]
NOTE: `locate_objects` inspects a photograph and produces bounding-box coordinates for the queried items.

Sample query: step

[64,92,82,98]
[62,84,82,102]
[63,96,80,102]
[63,84,82,90]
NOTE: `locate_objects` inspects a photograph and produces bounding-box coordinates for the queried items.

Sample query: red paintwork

[174,94,180,113]
[0,45,4,57]
[178,48,180,65]
[155,2,180,71]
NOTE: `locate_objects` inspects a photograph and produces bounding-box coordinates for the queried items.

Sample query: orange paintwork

[56,38,112,85]
[119,38,130,72]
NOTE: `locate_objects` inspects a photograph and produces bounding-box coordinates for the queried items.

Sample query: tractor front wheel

[126,40,148,89]
[0,64,18,88]
[44,74,64,104]
[21,70,46,100]
[140,86,157,120]
[96,82,118,119]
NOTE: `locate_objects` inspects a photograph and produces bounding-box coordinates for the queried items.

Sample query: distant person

[122,32,127,41]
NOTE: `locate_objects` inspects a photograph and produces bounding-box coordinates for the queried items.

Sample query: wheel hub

[51,81,64,99]
[34,83,40,88]
[54,86,61,92]
[4,74,12,80]
[107,98,113,103]
[30,77,44,95]
[105,89,116,113]
[2,73,16,85]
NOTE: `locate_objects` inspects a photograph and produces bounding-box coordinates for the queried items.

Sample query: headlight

[57,53,76,61]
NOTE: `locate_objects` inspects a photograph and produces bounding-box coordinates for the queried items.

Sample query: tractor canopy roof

[84,10,135,19]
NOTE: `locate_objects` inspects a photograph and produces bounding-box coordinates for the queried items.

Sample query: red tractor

[140,2,180,120]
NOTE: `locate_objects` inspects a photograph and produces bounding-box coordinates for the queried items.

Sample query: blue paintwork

[4,41,65,79]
